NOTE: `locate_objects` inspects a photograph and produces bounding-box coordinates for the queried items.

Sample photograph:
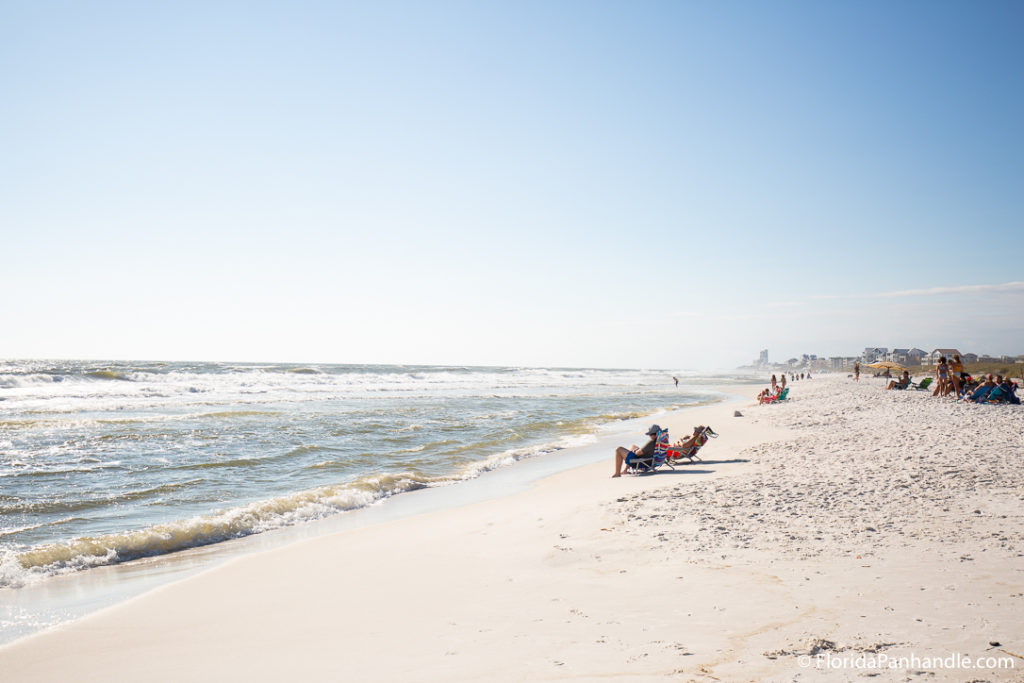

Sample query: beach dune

[1,375,1022,681]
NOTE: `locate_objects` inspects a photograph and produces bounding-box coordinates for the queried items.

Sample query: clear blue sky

[3,0,1022,368]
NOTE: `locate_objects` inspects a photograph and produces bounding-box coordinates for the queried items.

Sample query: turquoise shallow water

[0,360,746,588]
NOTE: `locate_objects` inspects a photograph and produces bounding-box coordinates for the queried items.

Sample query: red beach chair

[760,387,789,404]
[665,426,717,464]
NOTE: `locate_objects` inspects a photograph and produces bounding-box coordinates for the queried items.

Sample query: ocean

[0,360,748,641]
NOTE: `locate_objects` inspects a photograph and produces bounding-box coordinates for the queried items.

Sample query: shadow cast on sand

[673,458,750,466]
[635,468,716,476]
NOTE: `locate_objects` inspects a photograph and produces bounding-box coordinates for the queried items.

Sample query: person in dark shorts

[612,424,661,477]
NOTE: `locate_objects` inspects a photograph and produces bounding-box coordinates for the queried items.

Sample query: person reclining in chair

[966,375,998,402]
[612,424,661,477]
[886,371,911,390]
[672,425,707,452]
[986,377,1020,404]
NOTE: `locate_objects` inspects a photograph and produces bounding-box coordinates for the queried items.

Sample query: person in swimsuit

[672,425,708,454]
[949,354,965,397]
[933,356,949,397]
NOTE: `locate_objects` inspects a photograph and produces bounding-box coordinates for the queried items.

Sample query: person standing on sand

[933,356,950,397]
[949,354,965,397]
[854,362,860,381]
[781,374,787,390]
[612,425,661,477]
[771,374,777,392]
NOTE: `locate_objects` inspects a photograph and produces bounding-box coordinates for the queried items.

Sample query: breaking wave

[0,359,730,591]
[0,472,432,588]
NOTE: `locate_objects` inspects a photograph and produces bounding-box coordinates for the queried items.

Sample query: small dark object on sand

[734,410,743,417]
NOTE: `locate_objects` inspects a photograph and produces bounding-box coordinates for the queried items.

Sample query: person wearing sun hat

[612,424,662,477]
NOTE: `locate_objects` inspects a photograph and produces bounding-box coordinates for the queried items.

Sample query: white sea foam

[0,360,724,589]
[0,429,607,587]
[0,474,429,587]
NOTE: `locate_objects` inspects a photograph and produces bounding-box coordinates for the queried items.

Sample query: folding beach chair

[626,429,672,474]
[911,378,933,391]
[965,384,995,403]
[761,387,789,404]
[665,426,717,465]
[985,383,1019,404]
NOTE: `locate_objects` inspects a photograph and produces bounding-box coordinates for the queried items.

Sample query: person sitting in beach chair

[760,387,789,404]
[985,377,1020,404]
[612,424,664,477]
[1003,379,1020,405]
[757,386,780,404]
[666,425,717,464]
[965,375,997,403]
[886,371,911,390]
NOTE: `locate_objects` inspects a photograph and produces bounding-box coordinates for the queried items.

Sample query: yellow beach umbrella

[865,361,907,372]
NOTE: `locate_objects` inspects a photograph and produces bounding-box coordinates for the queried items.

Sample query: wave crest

[0,471,435,588]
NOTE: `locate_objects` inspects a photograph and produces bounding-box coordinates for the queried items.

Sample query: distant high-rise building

[759,349,769,365]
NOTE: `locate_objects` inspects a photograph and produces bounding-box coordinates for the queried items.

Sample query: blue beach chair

[627,429,672,474]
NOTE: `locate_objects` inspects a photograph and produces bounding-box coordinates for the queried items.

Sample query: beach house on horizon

[928,348,962,364]
[887,349,910,363]
[907,348,928,364]
[887,348,928,365]
[862,348,888,363]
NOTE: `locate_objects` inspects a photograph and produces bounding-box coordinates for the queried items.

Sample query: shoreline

[2,375,1021,681]
[0,383,754,648]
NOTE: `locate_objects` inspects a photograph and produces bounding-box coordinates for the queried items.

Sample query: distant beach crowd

[851,355,1021,404]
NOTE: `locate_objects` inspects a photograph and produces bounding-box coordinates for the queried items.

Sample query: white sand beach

[2,374,1022,681]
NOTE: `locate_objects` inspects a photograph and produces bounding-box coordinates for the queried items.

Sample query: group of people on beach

[961,373,1020,403]
[931,354,967,397]
[929,354,1019,403]
[612,424,708,477]
[755,372,808,404]
[883,353,1020,404]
